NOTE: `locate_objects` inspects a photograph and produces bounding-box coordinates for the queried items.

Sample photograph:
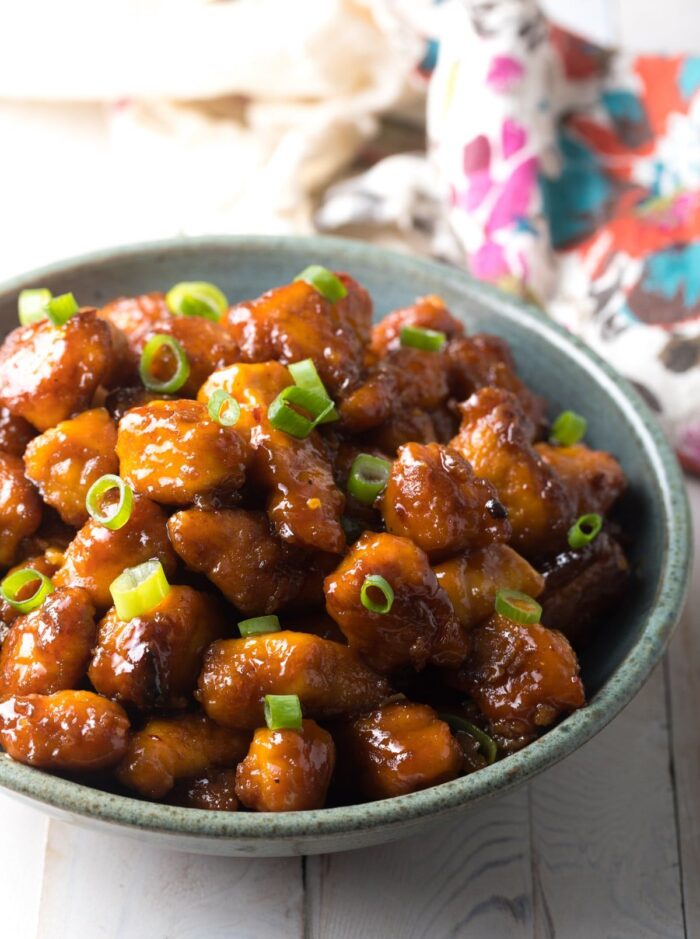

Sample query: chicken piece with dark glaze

[535,442,626,517]
[0,452,42,568]
[89,587,227,710]
[0,407,35,457]
[116,712,250,799]
[370,295,465,355]
[380,442,511,560]
[168,768,240,811]
[0,587,96,696]
[324,532,468,673]
[24,407,118,528]
[198,631,390,730]
[235,720,335,812]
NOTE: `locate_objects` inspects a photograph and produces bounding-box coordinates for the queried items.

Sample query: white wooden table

[0,481,696,939]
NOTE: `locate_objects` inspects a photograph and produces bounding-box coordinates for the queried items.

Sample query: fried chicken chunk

[370,295,465,355]
[0,690,129,771]
[0,407,35,457]
[458,613,585,741]
[450,388,574,558]
[535,442,626,517]
[167,508,308,615]
[117,399,247,505]
[24,408,118,527]
[0,312,116,431]
[324,532,468,673]
[380,442,510,560]
[336,701,462,800]
[116,713,249,799]
[0,587,96,696]
[0,453,42,568]
[55,495,178,609]
[198,631,390,730]
[168,768,240,811]
[235,720,335,812]
[89,587,226,710]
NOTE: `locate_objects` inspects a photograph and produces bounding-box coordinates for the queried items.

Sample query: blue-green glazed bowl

[0,236,691,856]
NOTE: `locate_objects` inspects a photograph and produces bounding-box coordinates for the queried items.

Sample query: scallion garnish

[0,568,55,614]
[360,574,394,614]
[568,513,603,549]
[109,558,171,621]
[399,325,446,352]
[85,474,134,530]
[46,292,79,326]
[294,265,348,303]
[238,614,281,637]
[439,713,498,765]
[207,389,241,427]
[267,385,335,439]
[264,694,303,731]
[165,281,228,322]
[494,588,542,625]
[347,453,392,505]
[550,410,587,446]
[139,334,190,393]
[18,288,52,326]
[288,358,338,423]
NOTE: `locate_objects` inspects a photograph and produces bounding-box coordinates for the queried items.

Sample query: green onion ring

[238,614,281,637]
[264,694,303,732]
[347,453,392,505]
[85,474,134,530]
[139,334,190,393]
[568,513,603,549]
[294,265,348,303]
[1,568,55,614]
[439,713,498,765]
[165,281,228,322]
[494,588,542,625]
[267,385,335,439]
[109,558,171,621]
[46,292,79,326]
[399,325,446,352]
[360,574,394,614]
[207,389,241,427]
[288,358,338,423]
[550,410,587,446]
[18,288,52,326]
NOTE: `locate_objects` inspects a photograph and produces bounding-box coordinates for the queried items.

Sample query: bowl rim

[0,233,692,843]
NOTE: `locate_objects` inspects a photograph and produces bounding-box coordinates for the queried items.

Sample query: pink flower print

[486,55,524,93]
[471,241,510,279]
[486,157,538,235]
[461,135,492,210]
[502,118,527,159]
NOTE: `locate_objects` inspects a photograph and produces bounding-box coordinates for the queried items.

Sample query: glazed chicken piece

[199,363,345,554]
[54,494,178,609]
[116,712,250,799]
[380,442,510,560]
[370,295,465,355]
[235,719,335,812]
[167,508,308,615]
[335,701,462,800]
[99,292,170,348]
[535,442,627,517]
[116,399,247,506]
[0,311,117,431]
[89,587,227,710]
[0,452,42,568]
[458,612,585,742]
[450,388,574,559]
[168,768,240,811]
[0,587,96,696]
[0,690,129,771]
[364,408,440,454]
[0,407,35,456]
[198,631,390,730]
[24,407,119,527]
[434,543,544,631]
[223,274,372,397]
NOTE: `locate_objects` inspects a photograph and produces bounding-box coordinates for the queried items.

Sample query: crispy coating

[450,388,574,558]
[0,452,42,568]
[167,768,240,811]
[336,701,462,800]
[24,407,119,527]
[0,407,35,456]
[198,631,390,730]
[381,442,510,560]
[223,274,371,397]
[535,443,626,517]
[199,363,345,554]
[167,508,308,615]
[115,712,249,799]
[235,720,335,812]
[459,612,585,739]
[371,295,465,355]
[0,312,116,431]
[434,543,544,630]
[0,587,96,696]
[117,399,247,505]
[55,495,178,609]
[324,532,468,673]
[89,587,227,710]
[0,690,129,771]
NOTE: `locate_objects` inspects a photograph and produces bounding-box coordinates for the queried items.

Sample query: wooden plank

[530,664,685,939]
[305,786,534,939]
[0,793,48,939]
[35,821,304,939]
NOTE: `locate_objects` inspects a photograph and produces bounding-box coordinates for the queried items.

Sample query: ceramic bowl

[0,235,691,856]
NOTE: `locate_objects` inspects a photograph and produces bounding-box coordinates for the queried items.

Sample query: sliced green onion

[294,265,348,303]
[1,569,55,614]
[85,474,134,530]
[110,558,171,621]
[264,694,303,731]
[347,453,392,504]
[46,292,79,326]
[139,334,190,393]
[18,288,52,326]
[207,389,241,427]
[568,513,603,549]
[550,410,587,446]
[267,385,335,439]
[495,588,542,625]
[288,358,338,423]
[439,713,498,765]
[399,325,446,352]
[165,281,228,322]
[238,614,281,637]
[360,574,394,614]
